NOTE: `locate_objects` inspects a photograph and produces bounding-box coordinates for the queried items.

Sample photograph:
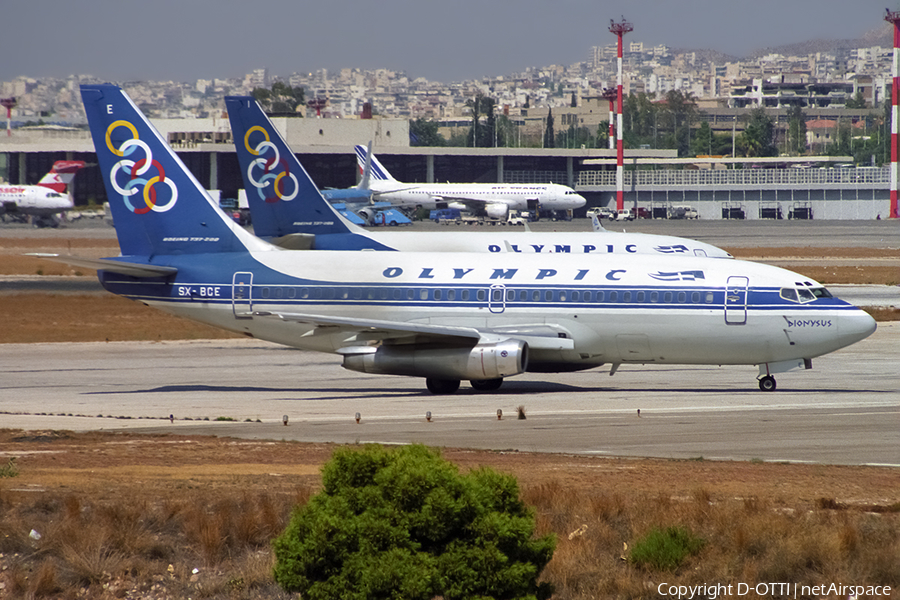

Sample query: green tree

[252,82,306,114]
[273,444,555,600]
[465,94,501,147]
[409,118,446,147]
[543,108,555,148]
[786,105,808,155]
[845,90,868,109]
[622,92,658,148]
[658,90,697,157]
[741,107,778,157]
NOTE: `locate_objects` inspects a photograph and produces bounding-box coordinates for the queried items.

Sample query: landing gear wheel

[470,378,503,392]
[426,378,461,395]
[758,375,776,392]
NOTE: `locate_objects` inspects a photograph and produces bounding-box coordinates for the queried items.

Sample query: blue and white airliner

[60,84,875,394]
[225,95,733,258]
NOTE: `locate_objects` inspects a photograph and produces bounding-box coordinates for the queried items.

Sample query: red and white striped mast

[601,87,617,150]
[885,9,900,218]
[609,18,632,212]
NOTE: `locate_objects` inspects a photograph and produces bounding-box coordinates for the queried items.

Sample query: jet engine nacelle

[342,340,528,380]
[485,203,509,220]
[355,208,374,224]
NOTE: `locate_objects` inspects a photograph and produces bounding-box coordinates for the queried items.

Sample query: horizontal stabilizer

[269,233,316,250]
[25,253,178,278]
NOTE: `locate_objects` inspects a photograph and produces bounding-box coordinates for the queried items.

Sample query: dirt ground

[2,430,897,510]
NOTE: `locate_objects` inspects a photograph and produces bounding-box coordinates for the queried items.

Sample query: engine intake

[342,340,528,380]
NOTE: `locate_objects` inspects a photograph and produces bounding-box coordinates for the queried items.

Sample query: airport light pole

[1,97,15,137]
[885,9,900,218]
[609,18,633,212]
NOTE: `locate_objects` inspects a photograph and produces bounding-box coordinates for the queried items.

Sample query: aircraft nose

[838,308,877,347]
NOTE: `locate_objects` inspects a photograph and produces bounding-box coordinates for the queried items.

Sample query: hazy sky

[1,0,892,84]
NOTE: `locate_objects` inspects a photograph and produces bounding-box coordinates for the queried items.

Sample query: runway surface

[2,323,897,467]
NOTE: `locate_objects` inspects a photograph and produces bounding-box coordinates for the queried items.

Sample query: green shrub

[273,444,555,600]
[630,525,705,571]
[0,457,18,479]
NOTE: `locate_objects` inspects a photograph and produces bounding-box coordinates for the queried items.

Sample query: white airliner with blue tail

[63,84,875,394]
[225,95,732,258]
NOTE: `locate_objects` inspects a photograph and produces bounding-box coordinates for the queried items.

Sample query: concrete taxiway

[2,323,897,466]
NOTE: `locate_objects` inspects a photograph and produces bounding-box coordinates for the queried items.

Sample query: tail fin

[37,160,87,193]
[356,140,372,192]
[81,84,269,257]
[354,144,396,182]
[225,95,353,239]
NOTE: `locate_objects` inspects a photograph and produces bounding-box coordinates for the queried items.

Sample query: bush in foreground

[273,444,556,600]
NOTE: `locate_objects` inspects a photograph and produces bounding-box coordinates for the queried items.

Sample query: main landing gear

[424,378,504,394]
[758,375,777,392]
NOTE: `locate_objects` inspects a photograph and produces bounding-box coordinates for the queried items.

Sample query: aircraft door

[232,272,253,318]
[693,249,707,257]
[488,284,506,314]
[724,276,749,325]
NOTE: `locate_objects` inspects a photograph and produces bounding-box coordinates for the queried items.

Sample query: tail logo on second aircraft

[243,125,299,203]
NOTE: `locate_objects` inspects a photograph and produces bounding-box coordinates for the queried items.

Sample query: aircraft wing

[25,253,178,278]
[254,310,482,346]
[254,310,575,351]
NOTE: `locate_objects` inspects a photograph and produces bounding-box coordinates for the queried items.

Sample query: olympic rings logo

[105,120,178,214]
[243,125,298,203]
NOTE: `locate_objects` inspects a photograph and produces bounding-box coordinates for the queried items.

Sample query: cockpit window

[779,288,798,302]
[797,288,816,302]
[781,286,828,304]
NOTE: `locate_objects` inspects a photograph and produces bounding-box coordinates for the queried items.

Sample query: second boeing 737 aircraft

[60,85,875,395]
[225,95,733,258]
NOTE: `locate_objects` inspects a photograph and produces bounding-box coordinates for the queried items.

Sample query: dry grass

[0,431,897,599]
[0,294,241,344]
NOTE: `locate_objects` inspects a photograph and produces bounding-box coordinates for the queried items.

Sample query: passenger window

[261,287,270,299]
[664,291,673,303]
[705,292,714,303]
[571,291,580,301]
[596,291,605,302]
[407,289,415,300]
[477,289,486,301]
[289,288,297,299]
[532,290,540,301]
[393,289,402,300]
[492,289,503,301]
[274,288,283,299]
[462,289,470,301]
[507,289,515,301]
[420,289,428,300]
[583,291,592,302]
[313,288,323,299]
[447,289,456,301]
[691,291,700,303]
[544,290,553,301]
[299,288,309,299]
[434,289,442,301]
[559,291,567,301]
[636,291,645,302]
[677,291,686,303]
[623,291,631,302]
[609,291,618,302]
[650,291,659,303]
[519,290,527,301]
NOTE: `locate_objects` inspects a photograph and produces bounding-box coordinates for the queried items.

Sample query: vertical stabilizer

[354,144,396,182]
[225,96,352,239]
[81,84,270,257]
[37,161,87,193]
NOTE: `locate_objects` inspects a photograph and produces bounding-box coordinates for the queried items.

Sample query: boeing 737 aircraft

[62,84,875,395]
[225,96,732,258]
[0,160,86,227]
[354,144,586,219]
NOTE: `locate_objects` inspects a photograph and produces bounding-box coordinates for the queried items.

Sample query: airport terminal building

[0,117,891,220]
